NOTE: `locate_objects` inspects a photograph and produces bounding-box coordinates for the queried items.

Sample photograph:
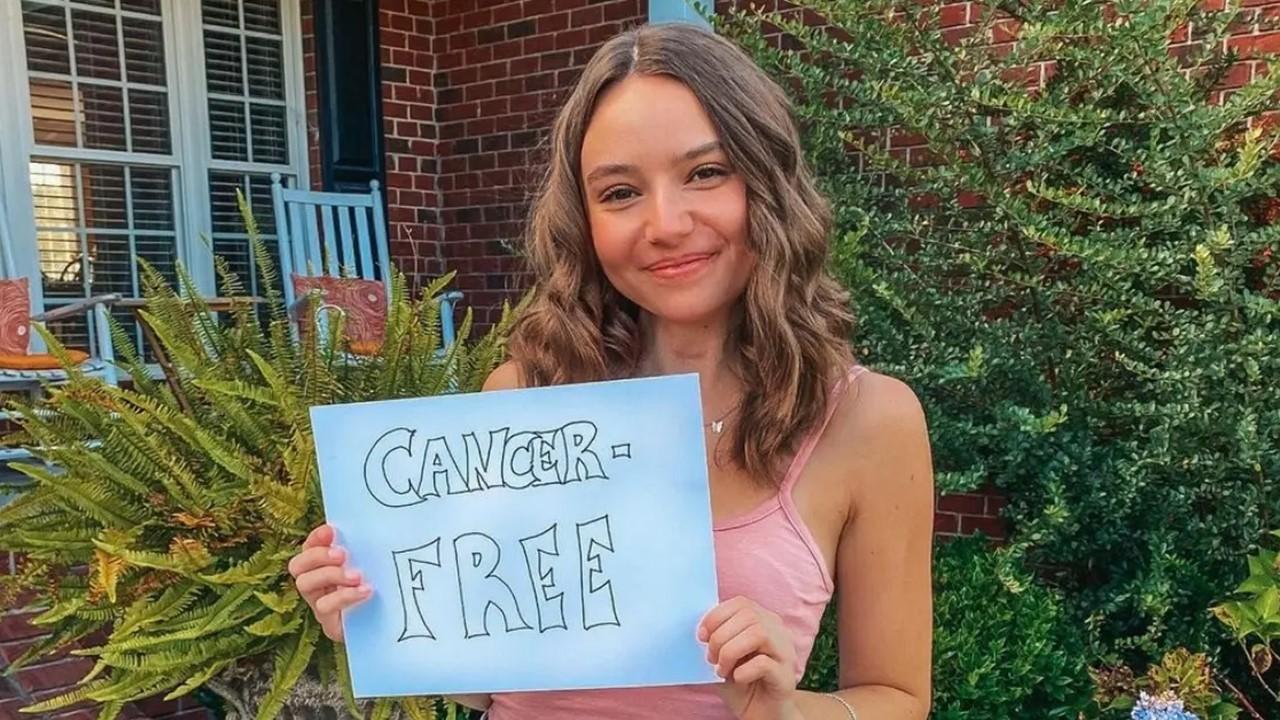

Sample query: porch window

[0,0,307,353]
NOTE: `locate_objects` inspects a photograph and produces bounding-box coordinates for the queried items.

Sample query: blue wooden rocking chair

[270,174,462,350]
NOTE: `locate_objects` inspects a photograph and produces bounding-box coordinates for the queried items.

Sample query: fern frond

[162,660,231,701]
[402,697,438,720]
[19,680,113,713]
[255,620,320,720]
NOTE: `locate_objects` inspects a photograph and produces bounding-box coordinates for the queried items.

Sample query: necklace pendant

[711,419,724,434]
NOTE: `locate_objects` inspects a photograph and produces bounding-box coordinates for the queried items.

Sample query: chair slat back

[270,174,390,310]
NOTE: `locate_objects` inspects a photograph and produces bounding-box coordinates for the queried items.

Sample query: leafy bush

[0,201,515,719]
[802,536,1091,717]
[1211,529,1280,711]
[722,0,1280,706]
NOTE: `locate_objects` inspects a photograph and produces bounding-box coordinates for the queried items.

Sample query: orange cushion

[0,350,91,370]
[291,275,387,347]
[0,279,31,355]
[347,339,383,357]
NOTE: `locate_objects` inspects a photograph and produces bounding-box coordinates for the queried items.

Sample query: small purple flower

[1130,690,1200,720]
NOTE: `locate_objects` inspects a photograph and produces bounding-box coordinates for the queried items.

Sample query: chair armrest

[32,294,123,323]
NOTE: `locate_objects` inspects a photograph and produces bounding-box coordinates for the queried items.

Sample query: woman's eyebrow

[583,141,724,186]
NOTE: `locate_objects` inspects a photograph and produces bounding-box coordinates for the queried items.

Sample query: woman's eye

[691,165,728,182]
[601,187,637,203]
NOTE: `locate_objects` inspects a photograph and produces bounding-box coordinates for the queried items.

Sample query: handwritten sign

[310,374,721,697]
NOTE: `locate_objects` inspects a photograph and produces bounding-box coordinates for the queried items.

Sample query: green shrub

[1211,529,1280,707]
[803,536,1092,718]
[722,0,1280,705]
[0,199,516,719]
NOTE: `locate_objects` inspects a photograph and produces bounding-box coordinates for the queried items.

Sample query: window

[0,0,306,352]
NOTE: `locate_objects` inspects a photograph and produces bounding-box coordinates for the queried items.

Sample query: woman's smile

[646,251,718,281]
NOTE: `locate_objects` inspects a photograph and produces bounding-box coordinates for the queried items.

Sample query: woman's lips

[646,252,715,280]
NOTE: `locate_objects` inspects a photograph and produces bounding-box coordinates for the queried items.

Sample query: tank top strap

[780,364,868,491]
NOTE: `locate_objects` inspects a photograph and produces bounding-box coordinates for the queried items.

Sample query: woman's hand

[698,596,802,720]
[287,524,372,642]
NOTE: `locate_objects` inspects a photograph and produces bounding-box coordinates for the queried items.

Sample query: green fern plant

[0,194,520,720]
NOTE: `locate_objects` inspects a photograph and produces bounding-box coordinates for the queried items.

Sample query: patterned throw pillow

[290,275,387,353]
[0,278,31,355]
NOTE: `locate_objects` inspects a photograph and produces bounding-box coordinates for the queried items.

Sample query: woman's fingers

[303,523,334,550]
[288,544,346,580]
[730,654,778,686]
[314,584,373,621]
[714,623,771,676]
[295,565,362,602]
[705,610,755,666]
[698,595,752,640]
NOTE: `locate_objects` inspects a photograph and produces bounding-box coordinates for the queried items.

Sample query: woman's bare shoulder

[840,369,926,436]
[482,360,528,391]
[829,368,933,501]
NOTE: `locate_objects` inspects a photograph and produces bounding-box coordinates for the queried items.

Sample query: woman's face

[580,74,754,326]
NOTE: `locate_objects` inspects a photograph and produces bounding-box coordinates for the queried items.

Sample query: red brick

[554,28,587,50]
[479,61,510,82]
[889,127,926,148]
[493,39,524,61]
[0,610,45,643]
[941,24,975,45]
[939,3,970,27]
[571,6,603,26]
[587,23,619,44]
[2,635,41,665]
[938,493,986,515]
[1228,32,1280,58]
[2,696,32,719]
[991,18,1020,44]
[524,33,556,54]
[605,1,643,22]
[388,13,414,32]
[1220,61,1256,88]
[480,98,510,115]
[461,8,493,28]
[493,3,524,24]
[525,0,556,16]
[933,512,959,534]
[382,29,407,49]
[959,515,1006,538]
[464,44,493,65]
[14,657,95,693]
[510,55,540,76]
[538,12,569,33]
[986,495,1008,515]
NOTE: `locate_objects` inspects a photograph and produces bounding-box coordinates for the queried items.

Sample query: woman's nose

[645,187,695,244]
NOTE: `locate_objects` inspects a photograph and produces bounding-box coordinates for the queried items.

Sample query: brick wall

[379,0,648,327]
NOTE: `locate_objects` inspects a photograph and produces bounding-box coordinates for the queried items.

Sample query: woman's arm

[798,373,935,719]
[440,361,528,714]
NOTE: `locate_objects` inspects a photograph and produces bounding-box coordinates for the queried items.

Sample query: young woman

[288,22,934,720]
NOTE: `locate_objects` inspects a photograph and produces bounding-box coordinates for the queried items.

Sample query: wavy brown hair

[507,23,855,482]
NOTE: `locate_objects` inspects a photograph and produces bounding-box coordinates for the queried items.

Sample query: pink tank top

[485,365,865,720]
